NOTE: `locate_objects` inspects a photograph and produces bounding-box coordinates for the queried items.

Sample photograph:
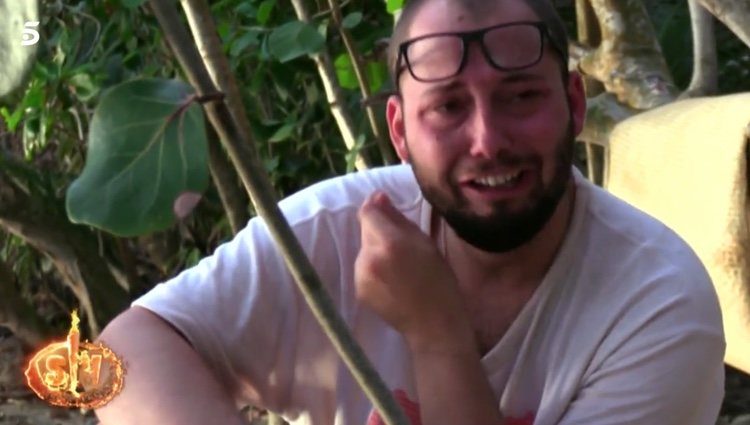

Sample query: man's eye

[434,100,464,113]
[512,90,542,102]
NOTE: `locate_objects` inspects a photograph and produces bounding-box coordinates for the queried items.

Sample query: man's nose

[461,45,514,159]
[467,101,513,159]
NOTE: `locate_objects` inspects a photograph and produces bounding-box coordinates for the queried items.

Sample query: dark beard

[412,122,575,253]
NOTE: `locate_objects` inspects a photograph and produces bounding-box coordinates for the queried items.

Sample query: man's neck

[440,179,577,291]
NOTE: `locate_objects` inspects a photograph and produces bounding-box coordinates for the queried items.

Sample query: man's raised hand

[354,191,472,352]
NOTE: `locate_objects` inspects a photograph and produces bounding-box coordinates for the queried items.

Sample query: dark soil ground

[719,366,750,425]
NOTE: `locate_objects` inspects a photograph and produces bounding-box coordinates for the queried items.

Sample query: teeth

[474,172,521,187]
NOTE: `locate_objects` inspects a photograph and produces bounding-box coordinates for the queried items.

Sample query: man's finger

[359,191,416,233]
[358,193,401,242]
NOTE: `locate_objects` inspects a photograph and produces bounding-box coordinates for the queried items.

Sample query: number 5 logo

[21,21,40,46]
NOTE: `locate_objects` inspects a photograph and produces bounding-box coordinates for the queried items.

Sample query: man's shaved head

[387,0,570,88]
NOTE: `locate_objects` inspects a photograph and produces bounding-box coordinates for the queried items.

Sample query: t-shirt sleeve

[556,265,726,425]
[131,216,305,411]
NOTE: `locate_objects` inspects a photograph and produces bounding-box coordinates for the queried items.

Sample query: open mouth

[466,170,524,190]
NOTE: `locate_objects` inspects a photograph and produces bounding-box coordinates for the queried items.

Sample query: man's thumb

[368,192,411,226]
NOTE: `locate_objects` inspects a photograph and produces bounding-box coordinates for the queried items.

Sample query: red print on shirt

[365,389,535,425]
[505,412,535,425]
[366,389,421,425]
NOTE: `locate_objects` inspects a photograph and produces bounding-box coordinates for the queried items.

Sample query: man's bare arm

[356,193,504,424]
[94,306,247,425]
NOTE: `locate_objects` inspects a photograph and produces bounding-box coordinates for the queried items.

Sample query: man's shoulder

[582,176,695,260]
[586,174,714,292]
[277,164,423,225]
[571,175,723,347]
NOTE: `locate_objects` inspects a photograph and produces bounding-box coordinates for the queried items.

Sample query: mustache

[459,152,542,174]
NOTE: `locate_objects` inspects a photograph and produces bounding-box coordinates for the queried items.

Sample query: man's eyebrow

[420,80,463,97]
[500,72,547,84]
[417,72,547,97]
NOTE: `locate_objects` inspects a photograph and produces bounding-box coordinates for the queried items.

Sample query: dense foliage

[0,0,748,339]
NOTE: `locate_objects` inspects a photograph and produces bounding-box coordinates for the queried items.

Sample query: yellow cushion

[606,92,750,373]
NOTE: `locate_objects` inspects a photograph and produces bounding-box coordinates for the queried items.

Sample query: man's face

[386,0,586,253]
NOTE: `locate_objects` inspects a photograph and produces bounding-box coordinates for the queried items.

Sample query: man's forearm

[95,307,247,425]
[407,331,504,425]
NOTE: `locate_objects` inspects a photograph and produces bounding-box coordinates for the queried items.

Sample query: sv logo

[21,21,40,46]
[25,311,125,409]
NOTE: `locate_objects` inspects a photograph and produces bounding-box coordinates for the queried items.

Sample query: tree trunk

[0,167,129,338]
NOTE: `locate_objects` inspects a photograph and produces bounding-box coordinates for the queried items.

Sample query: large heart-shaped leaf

[66,78,209,237]
[268,20,325,63]
[0,0,39,98]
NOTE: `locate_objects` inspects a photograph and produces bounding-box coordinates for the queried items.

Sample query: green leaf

[230,30,261,57]
[1,106,24,132]
[66,78,210,237]
[367,61,388,93]
[342,12,363,29]
[386,0,404,14]
[268,21,325,63]
[121,0,147,8]
[263,156,280,174]
[334,53,358,90]
[269,122,296,143]
[234,3,256,18]
[69,73,100,101]
[318,21,329,40]
[304,82,320,105]
[216,22,233,44]
[23,80,45,109]
[257,0,275,26]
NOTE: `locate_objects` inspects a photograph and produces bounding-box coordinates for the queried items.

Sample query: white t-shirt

[133,165,725,425]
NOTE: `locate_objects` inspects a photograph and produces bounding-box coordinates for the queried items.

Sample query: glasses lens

[405,35,463,81]
[484,24,543,69]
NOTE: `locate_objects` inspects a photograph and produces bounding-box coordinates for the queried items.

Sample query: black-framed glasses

[396,21,548,83]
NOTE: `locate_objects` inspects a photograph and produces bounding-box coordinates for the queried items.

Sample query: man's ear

[566,71,587,137]
[386,95,410,163]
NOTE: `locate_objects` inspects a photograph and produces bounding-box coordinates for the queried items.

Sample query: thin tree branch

[576,0,606,185]
[579,0,678,109]
[108,236,142,294]
[682,0,719,98]
[327,0,396,164]
[575,0,604,96]
[568,40,596,70]
[147,2,408,424]
[699,0,750,48]
[167,3,252,234]
[578,92,637,149]
[207,124,249,235]
[288,0,371,171]
[312,0,352,19]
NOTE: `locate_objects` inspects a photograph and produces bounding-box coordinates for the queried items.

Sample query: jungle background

[0,0,749,423]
